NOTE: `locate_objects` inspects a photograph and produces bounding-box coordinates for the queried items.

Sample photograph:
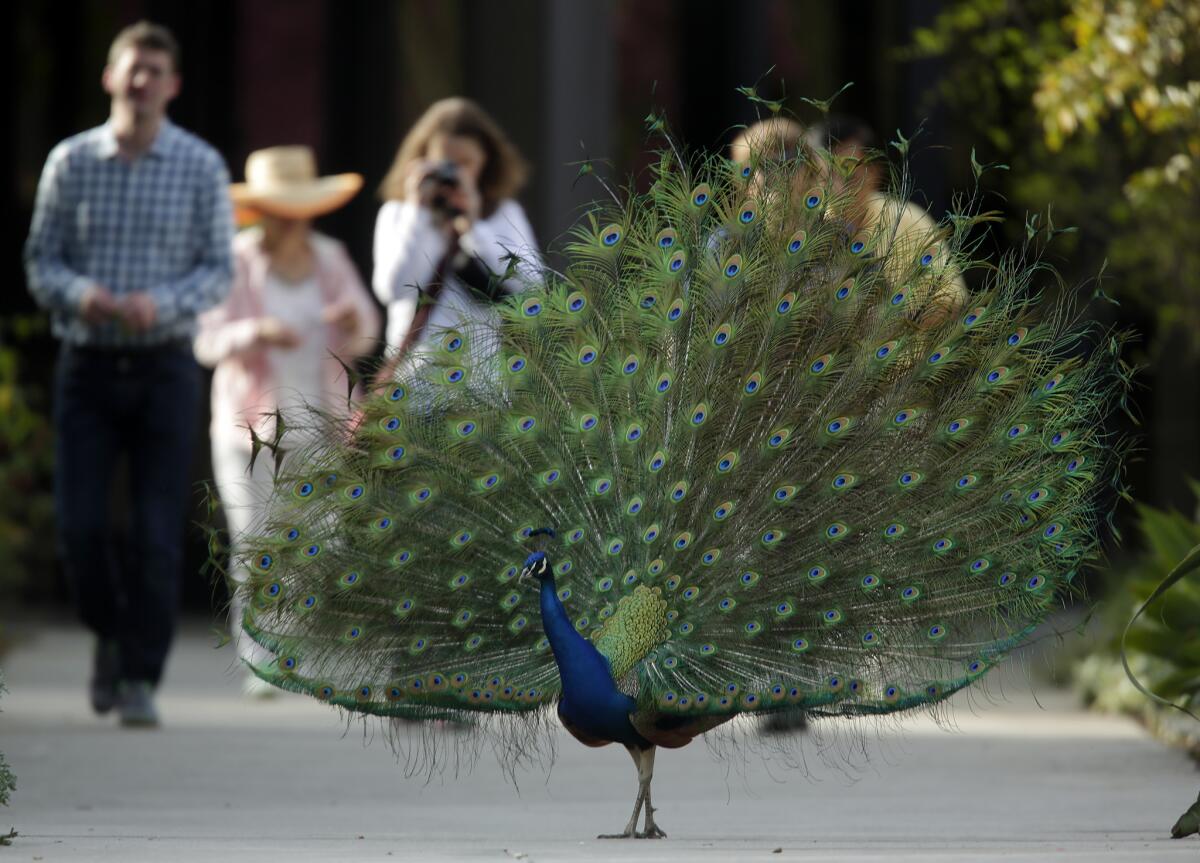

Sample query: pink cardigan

[195,228,381,446]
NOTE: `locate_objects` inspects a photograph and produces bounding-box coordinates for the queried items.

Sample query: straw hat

[229,146,362,220]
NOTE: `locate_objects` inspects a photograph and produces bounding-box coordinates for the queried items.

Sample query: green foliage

[906,0,1200,350]
[1075,486,1200,739]
[0,672,14,808]
[0,315,56,599]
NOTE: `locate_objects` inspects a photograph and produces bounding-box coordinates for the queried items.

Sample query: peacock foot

[637,824,667,839]
[597,829,637,839]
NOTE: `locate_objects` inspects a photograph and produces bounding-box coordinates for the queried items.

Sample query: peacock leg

[636,746,667,839]
[598,745,645,839]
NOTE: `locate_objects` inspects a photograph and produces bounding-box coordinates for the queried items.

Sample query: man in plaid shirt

[24,21,233,727]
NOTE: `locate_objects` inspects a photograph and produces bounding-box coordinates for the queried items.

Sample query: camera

[424,160,463,219]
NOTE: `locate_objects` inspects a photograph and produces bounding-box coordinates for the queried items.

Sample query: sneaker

[117,681,160,728]
[89,639,120,715]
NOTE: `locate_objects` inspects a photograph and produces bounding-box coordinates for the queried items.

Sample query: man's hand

[255,317,302,349]
[322,300,359,336]
[117,292,157,332]
[79,284,119,326]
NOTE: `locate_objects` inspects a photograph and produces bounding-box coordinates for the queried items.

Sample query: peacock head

[521,551,552,582]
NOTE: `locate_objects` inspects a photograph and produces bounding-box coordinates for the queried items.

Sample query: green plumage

[234,131,1128,739]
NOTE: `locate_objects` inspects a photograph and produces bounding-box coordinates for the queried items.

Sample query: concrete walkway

[1,617,1197,861]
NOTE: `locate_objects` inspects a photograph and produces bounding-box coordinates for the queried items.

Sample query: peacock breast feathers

[233,131,1130,737]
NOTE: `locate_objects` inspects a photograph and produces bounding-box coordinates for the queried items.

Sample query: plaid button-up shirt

[24,119,234,347]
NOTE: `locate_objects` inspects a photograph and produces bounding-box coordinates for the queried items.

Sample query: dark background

[6,0,1195,613]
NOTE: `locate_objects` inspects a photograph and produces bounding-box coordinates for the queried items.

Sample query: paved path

[1,618,1197,861]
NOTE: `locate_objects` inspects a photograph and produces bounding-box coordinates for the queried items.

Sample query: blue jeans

[53,342,201,685]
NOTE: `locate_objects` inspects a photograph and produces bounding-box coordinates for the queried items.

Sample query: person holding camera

[372,98,541,375]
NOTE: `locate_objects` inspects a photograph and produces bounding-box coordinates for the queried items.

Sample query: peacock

[230,115,1131,839]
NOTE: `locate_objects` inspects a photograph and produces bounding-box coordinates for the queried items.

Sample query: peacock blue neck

[538,570,647,747]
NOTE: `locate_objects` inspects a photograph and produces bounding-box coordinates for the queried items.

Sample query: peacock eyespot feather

[832,472,856,490]
[884,523,906,539]
[507,355,527,374]
[722,256,742,279]
[444,367,466,384]
[804,189,822,209]
[567,528,585,544]
[740,570,761,588]
[281,656,297,671]
[263,582,282,599]
[893,406,920,426]
[1042,522,1063,539]
[670,481,688,502]
[691,403,709,425]
[283,527,300,542]
[607,538,624,555]
[901,586,921,602]
[861,574,880,590]
[300,594,318,611]
[409,637,428,655]
[1007,423,1029,440]
[1008,327,1029,347]
[578,346,598,366]
[774,485,797,503]
[947,418,971,434]
[963,306,986,327]
[984,366,1010,385]
[956,473,978,489]
[701,548,720,565]
[718,597,736,612]
[622,354,640,375]
[465,634,484,651]
[517,416,536,433]
[626,496,644,516]
[712,323,733,346]
[665,576,681,591]
[647,559,664,575]
[642,524,660,542]
[861,631,879,649]
[601,224,622,246]
[579,413,598,432]
[649,451,666,471]
[690,184,712,207]
[449,572,471,590]
[791,637,810,653]
[777,292,796,315]
[625,424,643,443]
[682,586,700,602]
[743,372,762,394]
[339,571,360,588]
[761,529,784,546]
[767,427,791,448]
[257,553,273,571]
[920,248,936,266]
[388,385,406,401]
[1026,574,1045,591]
[713,500,730,519]
[668,252,686,274]
[1049,430,1070,447]
[411,487,433,504]
[381,416,401,432]
[835,279,853,301]
[787,230,806,254]
[593,477,612,495]
[970,557,990,573]
[521,297,543,317]
[898,471,922,488]
[303,544,321,557]
[640,292,658,309]
[656,227,676,248]
[567,292,587,312]
[775,601,794,618]
[595,577,614,592]
[744,620,763,635]
[928,345,951,364]
[932,537,954,552]
[394,549,413,566]
[1041,374,1064,394]
[884,686,901,702]
[809,354,832,374]
[295,481,314,498]
[849,234,868,255]
[443,333,463,352]
[673,531,692,551]
[716,451,738,473]
[655,373,672,393]
[739,203,757,224]
[807,565,829,584]
[826,522,848,539]
[998,571,1016,587]
[557,560,573,575]
[823,608,843,625]
[826,416,851,435]
[875,340,899,361]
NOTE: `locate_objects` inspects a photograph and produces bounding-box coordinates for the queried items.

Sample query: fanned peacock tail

[233,124,1130,749]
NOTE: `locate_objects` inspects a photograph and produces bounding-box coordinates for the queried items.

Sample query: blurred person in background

[194,146,379,695]
[372,97,541,378]
[731,115,966,327]
[23,21,234,727]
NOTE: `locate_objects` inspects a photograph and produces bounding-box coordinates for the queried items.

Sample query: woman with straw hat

[195,146,380,694]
